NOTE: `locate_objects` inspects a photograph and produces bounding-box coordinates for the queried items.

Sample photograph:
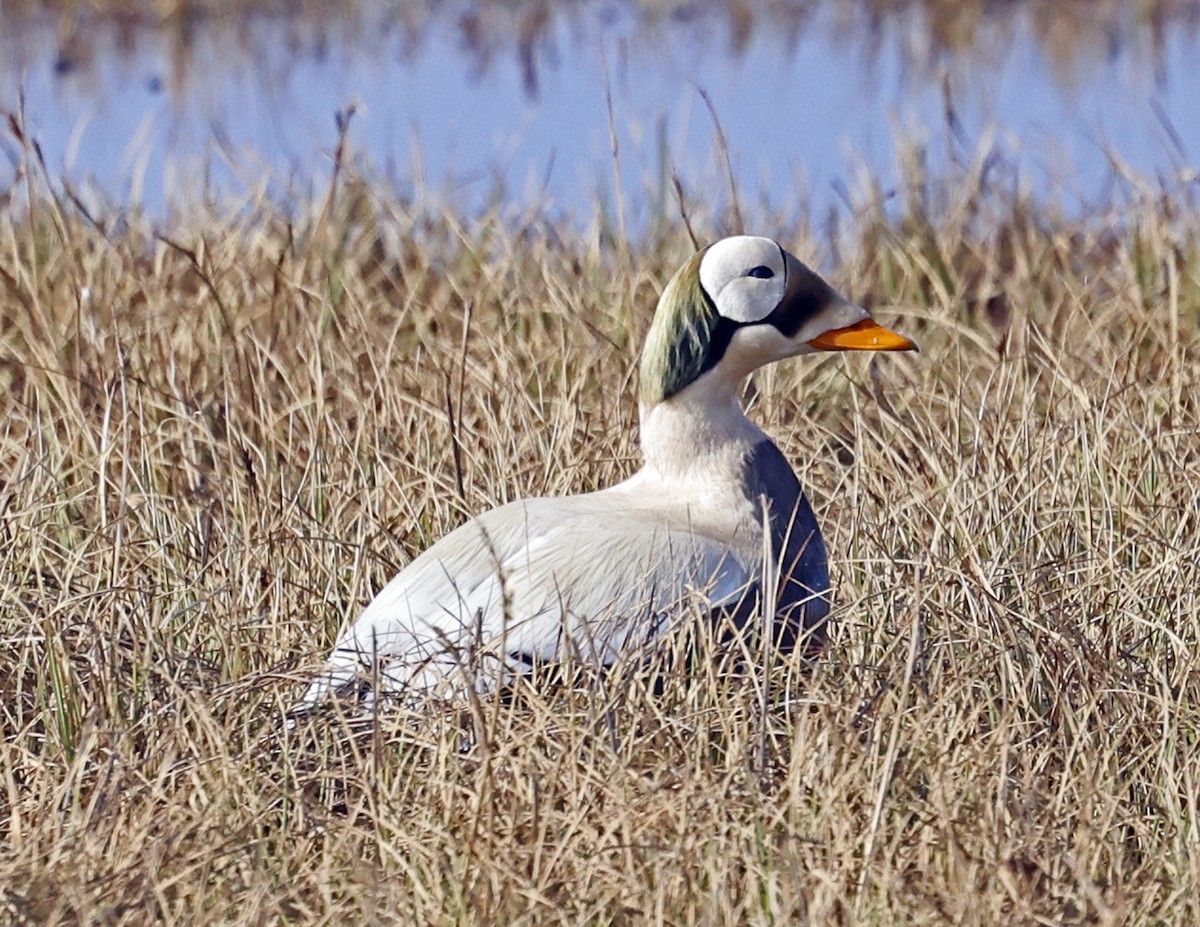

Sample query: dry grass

[2,131,1200,925]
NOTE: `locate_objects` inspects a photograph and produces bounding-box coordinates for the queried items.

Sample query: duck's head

[639,236,918,407]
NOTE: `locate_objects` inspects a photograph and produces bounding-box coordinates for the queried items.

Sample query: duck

[297,235,917,711]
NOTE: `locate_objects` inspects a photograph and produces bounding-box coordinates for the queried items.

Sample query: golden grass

[2,139,1200,925]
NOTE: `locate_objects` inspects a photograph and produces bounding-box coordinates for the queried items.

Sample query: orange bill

[807,318,918,352]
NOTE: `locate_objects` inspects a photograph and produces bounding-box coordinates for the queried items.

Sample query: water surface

[1,2,1197,228]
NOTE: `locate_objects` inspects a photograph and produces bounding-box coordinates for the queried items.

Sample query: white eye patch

[698,236,788,323]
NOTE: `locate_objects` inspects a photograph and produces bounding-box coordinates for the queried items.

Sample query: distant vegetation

[5,0,1200,98]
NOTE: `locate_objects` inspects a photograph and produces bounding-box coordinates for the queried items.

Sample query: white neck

[637,369,767,481]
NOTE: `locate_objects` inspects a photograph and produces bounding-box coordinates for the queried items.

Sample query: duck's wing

[296,495,754,708]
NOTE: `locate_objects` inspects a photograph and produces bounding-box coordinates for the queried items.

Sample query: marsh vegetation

[2,47,1200,927]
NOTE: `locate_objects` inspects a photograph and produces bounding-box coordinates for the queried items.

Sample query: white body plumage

[298,236,916,710]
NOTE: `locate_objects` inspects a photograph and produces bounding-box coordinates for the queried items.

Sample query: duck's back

[298,486,758,706]
[299,438,830,708]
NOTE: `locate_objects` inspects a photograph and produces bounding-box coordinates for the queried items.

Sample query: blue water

[1,4,1197,228]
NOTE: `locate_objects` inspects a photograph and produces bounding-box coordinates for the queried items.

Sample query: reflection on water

[1,1,1198,226]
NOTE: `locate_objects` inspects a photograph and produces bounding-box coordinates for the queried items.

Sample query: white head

[639,236,917,406]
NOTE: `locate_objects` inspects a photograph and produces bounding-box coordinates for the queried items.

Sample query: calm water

[1,3,1198,229]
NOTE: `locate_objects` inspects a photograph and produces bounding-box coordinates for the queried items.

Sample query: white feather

[297,235,914,710]
[298,470,760,707]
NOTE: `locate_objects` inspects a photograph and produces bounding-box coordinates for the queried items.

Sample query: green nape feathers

[639,249,719,406]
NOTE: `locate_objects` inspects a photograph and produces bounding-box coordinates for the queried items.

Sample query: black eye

[747,265,774,279]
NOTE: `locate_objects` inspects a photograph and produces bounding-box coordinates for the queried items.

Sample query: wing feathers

[297,496,754,708]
